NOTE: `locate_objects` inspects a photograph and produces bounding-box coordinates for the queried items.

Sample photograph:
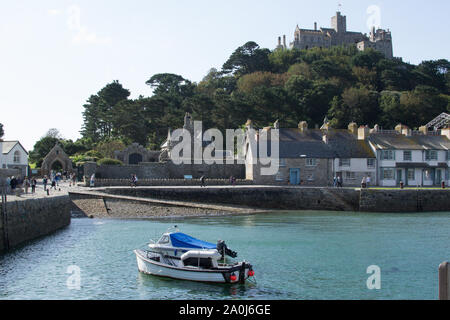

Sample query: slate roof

[1,141,28,155]
[262,128,375,159]
[368,134,450,150]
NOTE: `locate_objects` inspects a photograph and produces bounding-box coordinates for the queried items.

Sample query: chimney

[358,126,369,140]
[322,132,329,144]
[348,122,358,135]
[314,22,317,31]
[283,35,286,48]
[442,127,450,140]
[278,36,281,47]
[245,119,253,130]
[298,121,308,133]
[273,120,280,129]
[419,126,428,135]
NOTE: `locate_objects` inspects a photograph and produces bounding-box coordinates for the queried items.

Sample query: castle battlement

[276,11,393,59]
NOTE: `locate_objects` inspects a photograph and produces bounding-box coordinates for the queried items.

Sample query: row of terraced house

[245,119,450,188]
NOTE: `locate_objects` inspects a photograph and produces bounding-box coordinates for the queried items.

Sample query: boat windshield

[169,233,216,249]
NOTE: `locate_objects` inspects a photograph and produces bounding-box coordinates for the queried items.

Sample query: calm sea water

[1,211,450,300]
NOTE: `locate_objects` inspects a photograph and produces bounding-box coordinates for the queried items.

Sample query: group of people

[333,176,343,188]
[5,176,38,195]
[3,171,78,196]
[360,176,371,189]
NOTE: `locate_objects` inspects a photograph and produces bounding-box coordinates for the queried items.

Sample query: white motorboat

[134,227,255,284]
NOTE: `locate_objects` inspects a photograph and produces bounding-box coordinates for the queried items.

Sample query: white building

[368,126,450,187]
[0,141,29,177]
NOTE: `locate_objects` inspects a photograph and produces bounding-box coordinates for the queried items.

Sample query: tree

[222,42,271,76]
[28,136,60,167]
[0,123,4,139]
[45,128,63,139]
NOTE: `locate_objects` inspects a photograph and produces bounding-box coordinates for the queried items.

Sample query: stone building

[41,143,73,177]
[244,120,377,187]
[114,143,160,165]
[276,11,393,59]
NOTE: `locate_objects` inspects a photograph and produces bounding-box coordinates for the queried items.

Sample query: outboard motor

[217,240,238,258]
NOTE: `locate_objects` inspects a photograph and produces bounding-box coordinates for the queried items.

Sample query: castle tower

[331,11,346,33]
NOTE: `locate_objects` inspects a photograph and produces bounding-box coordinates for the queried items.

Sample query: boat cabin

[181,250,221,269]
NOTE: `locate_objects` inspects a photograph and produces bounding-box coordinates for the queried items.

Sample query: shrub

[97,158,123,166]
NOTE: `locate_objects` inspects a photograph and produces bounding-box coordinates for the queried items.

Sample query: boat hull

[134,250,251,284]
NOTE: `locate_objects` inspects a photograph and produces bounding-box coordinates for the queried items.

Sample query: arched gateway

[41,144,73,176]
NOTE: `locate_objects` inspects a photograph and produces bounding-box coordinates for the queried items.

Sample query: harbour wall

[97,187,450,213]
[0,196,72,252]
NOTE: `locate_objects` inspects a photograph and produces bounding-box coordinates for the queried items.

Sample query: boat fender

[230,274,237,282]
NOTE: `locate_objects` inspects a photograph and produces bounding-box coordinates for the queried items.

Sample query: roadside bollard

[439,262,450,300]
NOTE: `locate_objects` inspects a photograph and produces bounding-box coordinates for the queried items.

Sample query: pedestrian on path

[31,177,37,194]
[23,177,31,194]
[43,176,48,191]
[200,176,206,187]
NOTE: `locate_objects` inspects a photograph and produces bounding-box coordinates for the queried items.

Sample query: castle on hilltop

[276,11,393,59]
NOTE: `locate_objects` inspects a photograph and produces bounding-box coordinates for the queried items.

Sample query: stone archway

[41,144,73,176]
[129,153,143,165]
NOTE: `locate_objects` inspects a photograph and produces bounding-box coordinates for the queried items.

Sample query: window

[345,172,356,180]
[381,168,395,180]
[306,158,317,167]
[159,236,169,244]
[446,151,450,161]
[13,151,20,163]
[307,173,315,181]
[275,171,284,181]
[403,151,412,161]
[339,159,351,167]
[2,164,5,169]
[407,169,415,181]
[381,150,395,160]
[367,159,376,168]
[425,150,438,161]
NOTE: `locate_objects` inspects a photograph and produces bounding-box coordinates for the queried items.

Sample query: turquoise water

[1,211,450,300]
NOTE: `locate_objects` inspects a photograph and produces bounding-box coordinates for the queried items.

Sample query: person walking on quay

[51,177,57,190]
[361,176,367,189]
[72,172,77,186]
[337,175,343,188]
[6,176,11,194]
[31,177,37,194]
[23,176,31,194]
[130,174,138,188]
[333,176,337,188]
[43,175,48,191]
[366,175,371,188]
[90,174,95,188]
[200,175,206,187]
[10,176,17,194]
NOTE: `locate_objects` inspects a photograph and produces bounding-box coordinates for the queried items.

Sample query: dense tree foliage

[29,43,450,168]
[0,123,4,139]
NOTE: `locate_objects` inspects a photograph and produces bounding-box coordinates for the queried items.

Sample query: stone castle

[276,11,393,59]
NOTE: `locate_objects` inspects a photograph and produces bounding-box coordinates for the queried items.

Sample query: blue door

[289,168,301,185]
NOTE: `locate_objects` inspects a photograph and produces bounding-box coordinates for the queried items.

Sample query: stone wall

[101,187,360,212]
[0,196,72,252]
[91,178,253,187]
[89,162,245,180]
[360,189,450,212]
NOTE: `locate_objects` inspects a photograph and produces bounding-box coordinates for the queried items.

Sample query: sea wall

[360,189,450,212]
[90,179,253,187]
[98,187,450,213]
[100,187,361,212]
[0,196,72,252]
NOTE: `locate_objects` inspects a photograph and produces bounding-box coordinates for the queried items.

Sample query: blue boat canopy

[169,233,216,249]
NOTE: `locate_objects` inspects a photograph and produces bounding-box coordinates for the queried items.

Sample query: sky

[1,0,449,152]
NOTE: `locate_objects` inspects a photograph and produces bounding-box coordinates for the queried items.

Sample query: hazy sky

[1,0,449,151]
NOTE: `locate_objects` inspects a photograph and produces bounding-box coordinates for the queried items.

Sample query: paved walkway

[4,179,83,202]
